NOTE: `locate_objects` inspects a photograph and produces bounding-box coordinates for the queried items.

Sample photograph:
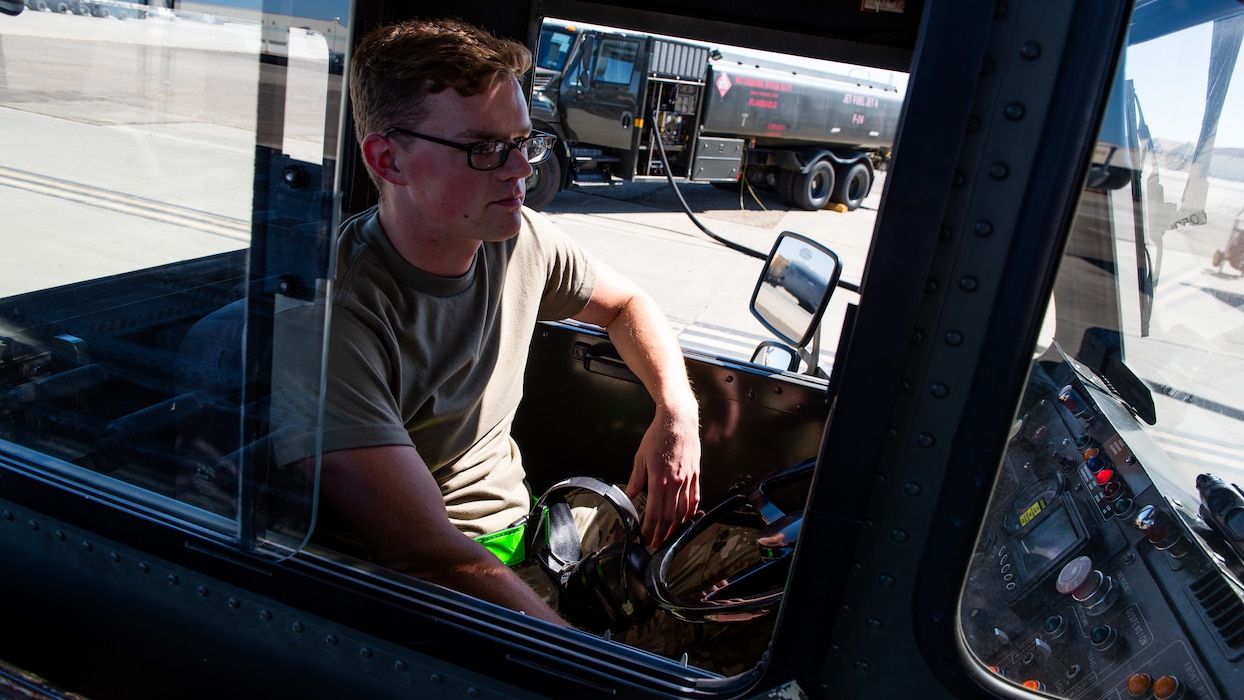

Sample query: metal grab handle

[574,342,640,384]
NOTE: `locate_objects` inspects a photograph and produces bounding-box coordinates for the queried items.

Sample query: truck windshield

[959,3,1244,696]
[537,25,575,71]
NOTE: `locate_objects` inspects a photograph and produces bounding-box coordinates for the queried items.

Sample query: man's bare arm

[309,445,568,627]
[572,264,701,547]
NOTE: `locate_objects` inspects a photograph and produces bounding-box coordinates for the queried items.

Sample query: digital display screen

[1011,501,1083,583]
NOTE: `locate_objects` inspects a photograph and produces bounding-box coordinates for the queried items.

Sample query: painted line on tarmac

[0,165,250,242]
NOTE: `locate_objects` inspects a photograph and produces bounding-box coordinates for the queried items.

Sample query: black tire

[832,162,872,211]
[788,160,835,210]
[56,1,70,11]
[524,151,564,211]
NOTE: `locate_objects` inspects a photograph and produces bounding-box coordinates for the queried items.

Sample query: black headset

[526,477,654,633]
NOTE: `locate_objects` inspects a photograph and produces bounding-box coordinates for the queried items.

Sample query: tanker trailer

[699,56,903,210]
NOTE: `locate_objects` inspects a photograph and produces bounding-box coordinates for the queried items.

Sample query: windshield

[958,4,1244,697]
[537,26,576,71]
[1106,11,1244,508]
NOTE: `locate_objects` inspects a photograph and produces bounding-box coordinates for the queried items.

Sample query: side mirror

[0,0,24,15]
[750,232,841,348]
[577,35,597,90]
[750,341,800,372]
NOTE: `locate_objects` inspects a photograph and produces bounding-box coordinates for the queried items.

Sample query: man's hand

[626,405,701,547]
[572,263,703,549]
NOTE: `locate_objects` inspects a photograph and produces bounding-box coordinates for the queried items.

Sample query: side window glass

[959,5,1244,698]
[0,3,343,550]
[593,38,638,85]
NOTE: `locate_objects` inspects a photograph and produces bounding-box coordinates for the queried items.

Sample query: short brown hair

[349,18,532,149]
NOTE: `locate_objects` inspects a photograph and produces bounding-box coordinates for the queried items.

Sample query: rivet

[989,162,1009,180]
[28,519,39,531]
[974,220,994,237]
[1020,41,1042,60]
[911,330,924,345]
[325,634,338,646]
[866,617,884,631]
[196,585,210,597]
[839,604,852,617]
[850,562,863,573]
[54,530,66,541]
[953,170,966,187]
[109,551,121,563]
[227,597,240,609]
[855,659,873,674]
[167,574,179,586]
[259,609,272,621]
[138,562,150,574]
[899,379,911,392]
[468,688,481,698]
[925,278,939,294]
[878,574,896,588]
[892,529,909,543]
[917,433,936,448]
[773,386,782,395]
[904,481,923,497]
[292,621,304,633]
[724,375,734,383]
[886,427,898,440]
[1004,102,1025,121]
[2,510,11,522]
[430,673,444,685]
[945,330,964,346]
[960,276,979,292]
[930,383,949,399]
[938,224,953,241]
[80,540,92,552]
[395,660,409,672]
[359,647,372,659]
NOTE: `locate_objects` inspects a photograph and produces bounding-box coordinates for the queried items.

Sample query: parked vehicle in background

[526,19,902,211]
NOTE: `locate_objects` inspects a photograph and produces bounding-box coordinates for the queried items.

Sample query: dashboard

[960,360,1244,699]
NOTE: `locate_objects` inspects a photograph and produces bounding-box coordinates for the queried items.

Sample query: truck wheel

[788,160,834,211]
[524,151,564,211]
[832,162,872,211]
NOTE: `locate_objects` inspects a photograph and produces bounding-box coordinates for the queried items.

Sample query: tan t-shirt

[272,206,597,536]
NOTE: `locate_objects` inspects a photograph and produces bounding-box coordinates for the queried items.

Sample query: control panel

[960,361,1244,699]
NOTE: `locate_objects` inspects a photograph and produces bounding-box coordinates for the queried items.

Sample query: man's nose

[501,147,535,179]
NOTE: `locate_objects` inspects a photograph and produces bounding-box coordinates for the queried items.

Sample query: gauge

[1003,473,1066,534]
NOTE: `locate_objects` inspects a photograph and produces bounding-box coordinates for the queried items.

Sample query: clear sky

[1126,21,1244,149]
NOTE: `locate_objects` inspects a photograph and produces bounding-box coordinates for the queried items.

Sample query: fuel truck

[526,19,903,211]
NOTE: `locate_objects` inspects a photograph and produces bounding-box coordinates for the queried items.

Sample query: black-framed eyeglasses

[382,127,557,171]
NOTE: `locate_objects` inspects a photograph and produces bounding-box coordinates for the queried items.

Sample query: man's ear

[361,132,409,186]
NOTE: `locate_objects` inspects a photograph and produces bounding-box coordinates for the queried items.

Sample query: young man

[272,18,701,626]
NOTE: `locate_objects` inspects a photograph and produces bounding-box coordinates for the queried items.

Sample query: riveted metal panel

[0,497,542,700]
[764,0,1133,698]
